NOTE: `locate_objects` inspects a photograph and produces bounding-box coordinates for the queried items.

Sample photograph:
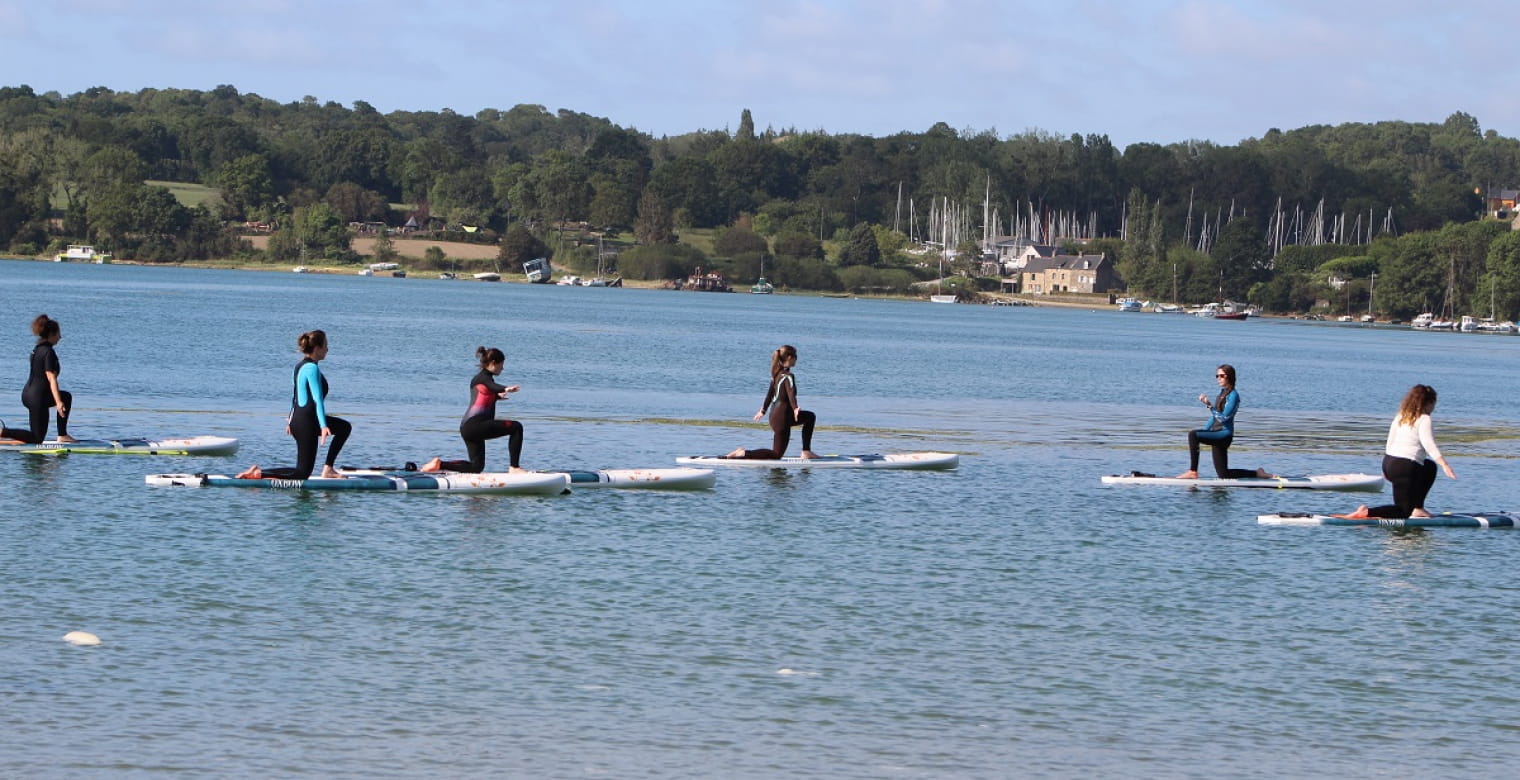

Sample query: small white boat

[557,275,582,286]
[1117,297,1143,312]
[368,262,399,272]
[472,272,501,282]
[55,245,111,263]
[751,277,775,294]
[929,294,957,304]
[292,266,309,274]
[1475,318,1516,334]
[357,268,374,276]
[438,272,456,280]
[581,277,608,287]
[1410,313,1434,329]
[523,257,552,284]
[1152,303,1185,314]
[1459,315,1478,332]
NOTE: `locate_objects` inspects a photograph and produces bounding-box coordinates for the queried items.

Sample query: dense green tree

[497,224,550,270]
[837,223,880,267]
[324,181,388,223]
[773,231,823,260]
[713,226,767,257]
[1211,217,1271,300]
[634,187,676,244]
[216,153,273,219]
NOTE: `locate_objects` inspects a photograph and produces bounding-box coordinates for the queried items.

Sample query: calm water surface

[3,259,1520,778]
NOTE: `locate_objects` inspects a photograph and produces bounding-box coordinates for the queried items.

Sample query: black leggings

[740,409,817,459]
[1366,455,1437,518]
[438,418,523,473]
[263,414,352,480]
[1187,429,1258,478]
[2,390,71,444]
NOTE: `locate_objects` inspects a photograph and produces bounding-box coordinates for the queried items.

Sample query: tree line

[1,84,1518,315]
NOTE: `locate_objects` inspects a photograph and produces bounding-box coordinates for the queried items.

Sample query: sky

[2,0,1512,148]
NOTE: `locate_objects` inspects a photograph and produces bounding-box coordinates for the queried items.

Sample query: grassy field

[146,180,222,208]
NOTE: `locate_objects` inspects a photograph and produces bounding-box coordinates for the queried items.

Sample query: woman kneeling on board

[421,346,525,473]
[1175,363,1273,480]
[1344,384,1456,519]
[236,330,351,480]
[1,315,76,444]
[724,344,818,460]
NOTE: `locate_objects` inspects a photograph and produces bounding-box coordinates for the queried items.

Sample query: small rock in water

[63,631,101,646]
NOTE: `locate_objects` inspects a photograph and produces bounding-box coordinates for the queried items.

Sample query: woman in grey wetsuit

[724,344,818,460]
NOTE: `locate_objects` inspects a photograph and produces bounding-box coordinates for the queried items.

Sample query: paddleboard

[676,452,959,470]
[551,467,716,490]
[1101,472,1383,491]
[145,470,569,495]
[1257,512,1520,529]
[0,435,239,456]
[338,465,717,490]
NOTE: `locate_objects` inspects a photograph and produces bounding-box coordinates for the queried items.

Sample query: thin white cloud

[0,2,32,37]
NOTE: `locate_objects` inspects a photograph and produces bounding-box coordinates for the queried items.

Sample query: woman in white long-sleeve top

[1346,384,1457,519]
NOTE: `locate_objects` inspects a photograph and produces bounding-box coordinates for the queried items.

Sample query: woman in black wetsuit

[724,344,818,460]
[2,315,75,444]
[235,330,352,480]
[421,346,524,473]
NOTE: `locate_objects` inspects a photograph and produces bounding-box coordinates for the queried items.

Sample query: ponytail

[476,346,505,369]
[770,344,797,378]
[296,329,327,355]
[32,314,58,344]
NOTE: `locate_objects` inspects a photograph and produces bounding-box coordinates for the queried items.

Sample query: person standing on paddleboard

[1175,363,1273,480]
[236,330,351,480]
[724,344,819,460]
[420,346,525,474]
[1343,384,1456,519]
[1,314,75,444]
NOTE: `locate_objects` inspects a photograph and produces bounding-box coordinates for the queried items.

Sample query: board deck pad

[676,452,959,470]
[1257,512,1520,529]
[1101,472,1382,491]
[1,435,239,455]
[146,470,568,495]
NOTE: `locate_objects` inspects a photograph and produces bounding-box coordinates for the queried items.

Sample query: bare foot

[1341,505,1370,519]
[724,447,747,459]
[420,457,443,473]
[1255,468,1278,478]
[1409,508,1432,518]
[56,435,78,443]
[320,466,342,479]
[1175,470,1199,479]
[509,466,528,474]
[235,465,262,479]
[800,450,819,459]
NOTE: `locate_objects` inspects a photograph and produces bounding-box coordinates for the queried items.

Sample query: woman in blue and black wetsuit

[1176,363,1273,480]
[421,346,525,474]
[236,330,352,480]
[1,315,75,444]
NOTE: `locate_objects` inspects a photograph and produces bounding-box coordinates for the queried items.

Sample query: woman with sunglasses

[1175,363,1273,480]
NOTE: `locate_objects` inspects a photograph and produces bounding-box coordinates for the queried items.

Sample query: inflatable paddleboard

[551,467,716,490]
[676,452,959,470]
[1101,472,1382,491]
[1258,512,1520,529]
[0,435,239,456]
[339,465,717,490]
[146,470,568,495]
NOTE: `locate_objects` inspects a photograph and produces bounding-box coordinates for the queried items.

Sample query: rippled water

[3,259,1520,777]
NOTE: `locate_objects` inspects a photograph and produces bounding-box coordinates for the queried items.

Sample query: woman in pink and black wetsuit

[724,344,818,460]
[421,346,524,473]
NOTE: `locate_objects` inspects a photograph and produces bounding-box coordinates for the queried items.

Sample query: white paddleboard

[146,470,568,495]
[676,452,959,470]
[1101,472,1383,491]
[0,435,239,455]
[338,465,717,491]
[551,467,716,490]
[1258,512,1520,529]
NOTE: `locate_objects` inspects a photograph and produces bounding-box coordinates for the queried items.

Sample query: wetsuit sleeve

[43,347,60,376]
[299,362,329,429]
[760,376,779,413]
[480,376,508,395]
[1416,414,1442,461]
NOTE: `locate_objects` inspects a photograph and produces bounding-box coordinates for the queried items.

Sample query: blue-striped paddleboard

[338,465,716,490]
[146,470,568,495]
[1,435,238,456]
[1257,512,1520,529]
